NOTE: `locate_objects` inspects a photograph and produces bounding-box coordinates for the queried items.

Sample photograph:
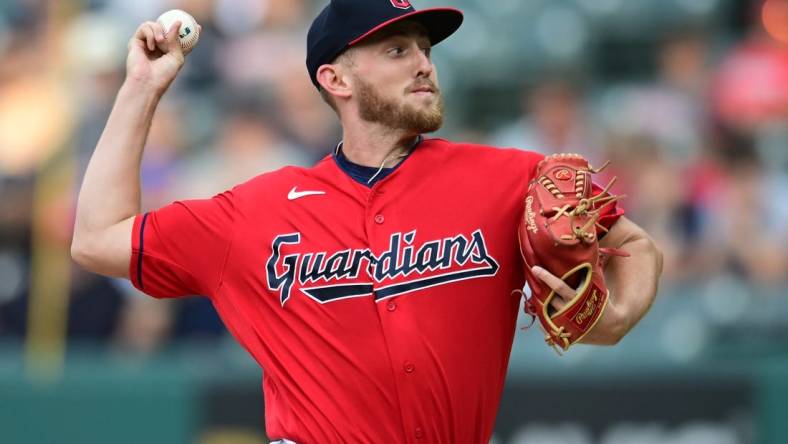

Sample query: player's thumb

[163,21,185,59]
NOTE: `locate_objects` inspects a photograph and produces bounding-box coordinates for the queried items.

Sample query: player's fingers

[144,25,155,52]
[163,20,184,57]
[152,22,166,46]
[550,295,567,312]
[133,22,157,52]
[531,266,575,301]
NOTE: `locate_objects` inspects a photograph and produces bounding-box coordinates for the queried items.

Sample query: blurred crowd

[0,0,786,355]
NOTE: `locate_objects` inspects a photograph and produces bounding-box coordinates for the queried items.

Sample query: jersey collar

[332,135,423,188]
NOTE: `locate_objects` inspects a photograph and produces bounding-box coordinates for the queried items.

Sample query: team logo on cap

[390,0,412,9]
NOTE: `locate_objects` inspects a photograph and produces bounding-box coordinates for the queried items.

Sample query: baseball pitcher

[72,1,663,442]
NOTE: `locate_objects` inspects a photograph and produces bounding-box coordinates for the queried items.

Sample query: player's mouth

[408,81,437,96]
[409,86,436,98]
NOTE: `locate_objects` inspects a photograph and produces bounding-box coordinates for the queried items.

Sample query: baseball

[156,9,200,53]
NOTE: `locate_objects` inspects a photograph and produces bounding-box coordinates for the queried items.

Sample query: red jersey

[130,138,621,443]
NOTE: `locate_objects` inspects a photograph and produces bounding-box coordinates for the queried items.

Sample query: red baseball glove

[518,153,626,352]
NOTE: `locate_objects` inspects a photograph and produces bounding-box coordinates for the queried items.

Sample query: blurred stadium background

[0,0,787,443]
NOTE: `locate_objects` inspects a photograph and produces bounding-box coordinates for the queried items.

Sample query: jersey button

[403,362,415,373]
[414,427,424,439]
[374,214,385,224]
[386,301,397,312]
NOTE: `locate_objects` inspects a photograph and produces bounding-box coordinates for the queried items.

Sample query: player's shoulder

[420,137,545,167]
[228,156,334,198]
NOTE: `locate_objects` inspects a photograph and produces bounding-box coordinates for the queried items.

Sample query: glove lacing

[540,161,625,243]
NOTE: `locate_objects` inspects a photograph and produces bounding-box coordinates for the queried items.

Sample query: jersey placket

[364,179,429,443]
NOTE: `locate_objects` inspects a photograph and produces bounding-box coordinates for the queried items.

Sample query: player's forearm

[602,230,663,341]
[73,80,161,246]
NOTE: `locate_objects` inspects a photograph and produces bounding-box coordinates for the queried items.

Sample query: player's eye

[420,47,431,58]
[388,47,405,56]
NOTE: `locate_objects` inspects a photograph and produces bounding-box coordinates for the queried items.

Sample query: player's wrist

[119,77,166,102]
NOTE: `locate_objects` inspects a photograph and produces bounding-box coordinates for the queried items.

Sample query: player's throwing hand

[126,20,197,94]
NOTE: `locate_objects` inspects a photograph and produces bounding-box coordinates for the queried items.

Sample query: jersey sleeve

[129,190,236,299]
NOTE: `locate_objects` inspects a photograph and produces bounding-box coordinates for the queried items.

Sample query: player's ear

[317,63,352,102]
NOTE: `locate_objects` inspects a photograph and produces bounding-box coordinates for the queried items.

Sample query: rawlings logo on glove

[518,153,627,352]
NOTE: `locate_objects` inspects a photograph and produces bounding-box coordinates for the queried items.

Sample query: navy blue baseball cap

[307,0,464,89]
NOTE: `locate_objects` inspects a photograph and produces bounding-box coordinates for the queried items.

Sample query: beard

[355,76,444,134]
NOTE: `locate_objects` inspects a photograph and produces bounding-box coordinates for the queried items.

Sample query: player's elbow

[70,231,129,279]
[71,232,99,271]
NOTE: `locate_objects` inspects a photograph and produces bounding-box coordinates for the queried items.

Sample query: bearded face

[354,74,444,134]
[321,21,447,134]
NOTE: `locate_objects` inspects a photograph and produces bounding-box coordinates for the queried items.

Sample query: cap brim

[348,7,464,47]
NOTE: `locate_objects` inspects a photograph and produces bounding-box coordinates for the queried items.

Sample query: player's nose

[413,46,433,78]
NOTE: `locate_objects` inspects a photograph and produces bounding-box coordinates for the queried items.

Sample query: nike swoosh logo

[288,187,326,200]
